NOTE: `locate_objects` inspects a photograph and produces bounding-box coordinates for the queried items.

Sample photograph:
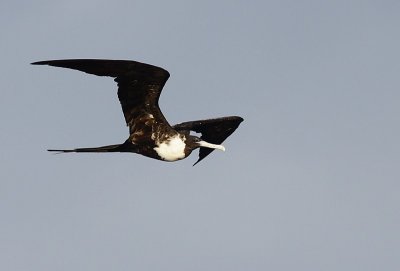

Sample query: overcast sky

[1,1,399,270]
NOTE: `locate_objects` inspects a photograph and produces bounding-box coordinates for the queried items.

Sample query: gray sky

[1,1,399,270]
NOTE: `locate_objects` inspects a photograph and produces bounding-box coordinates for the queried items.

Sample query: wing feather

[173,116,244,165]
[32,59,171,132]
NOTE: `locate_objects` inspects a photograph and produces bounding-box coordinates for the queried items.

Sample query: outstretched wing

[173,116,244,165]
[32,59,171,133]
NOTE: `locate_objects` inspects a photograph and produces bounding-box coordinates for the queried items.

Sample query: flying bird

[32,59,243,165]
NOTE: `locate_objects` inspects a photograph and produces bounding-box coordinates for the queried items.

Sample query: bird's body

[32,59,243,165]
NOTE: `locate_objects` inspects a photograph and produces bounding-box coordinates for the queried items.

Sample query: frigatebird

[32,59,243,165]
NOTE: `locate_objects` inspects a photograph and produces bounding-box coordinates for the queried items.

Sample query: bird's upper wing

[173,116,244,165]
[32,59,171,133]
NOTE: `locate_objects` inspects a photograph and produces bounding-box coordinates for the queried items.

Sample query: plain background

[1,1,399,270]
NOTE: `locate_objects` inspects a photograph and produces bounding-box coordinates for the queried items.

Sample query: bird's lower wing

[173,116,243,165]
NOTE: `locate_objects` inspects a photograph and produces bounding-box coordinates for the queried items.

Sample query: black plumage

[32,59,243,165]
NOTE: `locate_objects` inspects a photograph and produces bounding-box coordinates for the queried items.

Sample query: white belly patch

[154,135,186,161]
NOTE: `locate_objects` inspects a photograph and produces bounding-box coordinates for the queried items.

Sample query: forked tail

[48,144,124,153]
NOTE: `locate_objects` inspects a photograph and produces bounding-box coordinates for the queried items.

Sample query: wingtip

[192,156,206,166]
[192,155,204,166]
[192,160,200,166]
[31,61,48,65]
[47,149,71,153]
[236,116,244,123]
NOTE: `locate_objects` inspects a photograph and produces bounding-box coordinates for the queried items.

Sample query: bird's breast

[153,135,186,161]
